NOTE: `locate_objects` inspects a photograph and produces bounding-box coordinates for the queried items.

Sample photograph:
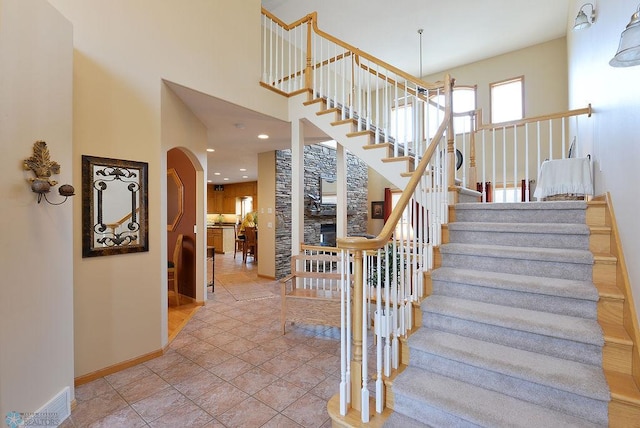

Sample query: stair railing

[454,105,592,202]
[262,9,456,422]
[262,8,450,161]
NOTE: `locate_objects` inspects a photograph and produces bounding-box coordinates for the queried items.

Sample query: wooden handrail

[309,15,442,92]
[261,8,444,93]
[337,76,453,252]
[353,56,445,102]
[478,104,592,131]
[106,208,140,230]
[261,8,313,30]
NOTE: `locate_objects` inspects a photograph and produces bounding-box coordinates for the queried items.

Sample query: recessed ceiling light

[207,180,212,183]
[214,172,221,176]
[223,177,229,181]
[239,168,247,172]
[258,134,269,139]
[206,148,215,152]
[242,175,248,179]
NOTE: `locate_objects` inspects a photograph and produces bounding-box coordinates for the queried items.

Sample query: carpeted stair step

[406,329,610,424]
[389,367,604,428]
[453,201,587,224]
[422,295,604,365]
[447,221,590,249]
[383,411,430,428]
[439,243,593,281]
[431,267,598,318]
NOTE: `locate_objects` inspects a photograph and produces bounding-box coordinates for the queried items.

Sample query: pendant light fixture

[610,3,640,67]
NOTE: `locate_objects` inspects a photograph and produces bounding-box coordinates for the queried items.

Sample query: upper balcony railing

[452,106,592,202]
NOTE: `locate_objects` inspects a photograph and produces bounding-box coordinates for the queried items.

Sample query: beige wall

[257,151,276,279]
[161,83,207,305]
[0,0,74,417]
[424,37,568,120]
[423,38,569,188]
[46,0,287,376]
[367,168,395,236]
[567,0,640,320]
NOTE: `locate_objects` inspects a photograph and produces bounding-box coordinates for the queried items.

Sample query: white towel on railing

[534,157,593,199]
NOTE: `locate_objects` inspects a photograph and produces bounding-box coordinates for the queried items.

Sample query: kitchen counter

[207,224,236,253]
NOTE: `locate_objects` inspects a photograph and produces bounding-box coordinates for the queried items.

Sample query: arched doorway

[167,147,203,338]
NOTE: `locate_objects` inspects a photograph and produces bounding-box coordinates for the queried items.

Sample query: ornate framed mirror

[167,168,184,231]
[82,155,149,257]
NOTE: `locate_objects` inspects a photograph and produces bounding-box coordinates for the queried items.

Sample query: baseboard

[74,348,164,387]
[258,273,276,280]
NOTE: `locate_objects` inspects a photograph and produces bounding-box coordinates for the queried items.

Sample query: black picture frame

[371,201,384,219]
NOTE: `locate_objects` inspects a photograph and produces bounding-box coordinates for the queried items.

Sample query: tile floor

[63,252,340,428]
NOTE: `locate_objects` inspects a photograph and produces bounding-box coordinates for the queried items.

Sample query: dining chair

[167,234,183,306]
[233,224,245,259]
[243,226,257,263]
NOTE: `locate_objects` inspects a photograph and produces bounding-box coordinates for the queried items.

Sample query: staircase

[383,200,640,427]
[260,10,640,426]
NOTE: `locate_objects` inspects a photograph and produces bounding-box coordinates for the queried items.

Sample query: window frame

[489,76,524,124]
[425,85,478,138]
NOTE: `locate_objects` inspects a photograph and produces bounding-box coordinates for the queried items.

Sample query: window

[490,76,524,123]
[390,101,414,143]
[493,186,521,203]
[389,87,478,143]
[426,86,477,137]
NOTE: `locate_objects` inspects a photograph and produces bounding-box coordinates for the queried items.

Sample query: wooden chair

[233,224,244,259]
[168,234,183,306]
[243,226,257,263]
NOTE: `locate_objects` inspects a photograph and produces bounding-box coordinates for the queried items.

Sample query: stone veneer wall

[275,144,368,279]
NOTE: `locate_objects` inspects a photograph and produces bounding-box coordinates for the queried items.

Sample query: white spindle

[361,253,369,423]
[562,117,566,158]
[537,121,541,185]
[339,250,347,415]
[375,248,384,413]
[384,242,391,377]
[482,130,486,202]
[502,127,507,202]
[513,125,518,201]
[525,123,530,201]
[492,129,496,203]
[549,119,553,160]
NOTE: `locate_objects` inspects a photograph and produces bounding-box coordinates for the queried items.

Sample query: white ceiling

[172,0,572,185]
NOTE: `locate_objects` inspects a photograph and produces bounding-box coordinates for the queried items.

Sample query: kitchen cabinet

[222,195,236,214]
[207,184,224,213]
[206,181,258,214]
[207,226,235,254]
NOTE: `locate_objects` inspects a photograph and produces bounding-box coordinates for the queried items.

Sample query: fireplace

[320,223,336,247]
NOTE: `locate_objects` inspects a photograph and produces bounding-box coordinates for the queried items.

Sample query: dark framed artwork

[371,201,384,219]
[82,155,149,257]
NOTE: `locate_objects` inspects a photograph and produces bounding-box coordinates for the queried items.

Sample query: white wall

[567,0,640,318]
[46,0,287,377]
[0,0,74,418]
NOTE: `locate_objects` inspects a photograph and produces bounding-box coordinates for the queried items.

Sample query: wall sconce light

[610,4,640,67]
[574,3,596,30]
[23,141,75,205]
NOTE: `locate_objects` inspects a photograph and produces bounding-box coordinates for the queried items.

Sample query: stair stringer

[288,92,411,190]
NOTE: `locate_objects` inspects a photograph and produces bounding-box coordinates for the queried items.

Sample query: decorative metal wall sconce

[574,3,596,31]
[23,140,75,205]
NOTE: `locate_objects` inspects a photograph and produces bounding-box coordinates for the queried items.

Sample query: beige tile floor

[63,252,340,428]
